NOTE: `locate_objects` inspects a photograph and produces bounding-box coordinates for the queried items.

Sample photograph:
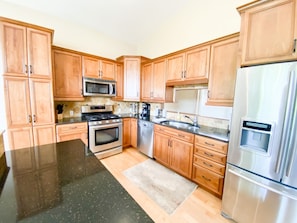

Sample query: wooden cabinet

[114,63,124,100]
[238,0,297,66]
[116,56,149,101]
[0,21,53,79]
[207,33,239,107]
[153,125,194,178]
[82,56,115,80]
[56,122,88,146]
[130,118,138,148]
[52,47,84,101]
[166,45,210,86]
[3,76,55,150]
[141,58,172,102]
[122,118,131,148]
[122,118,137,148]
[192,135,228,197]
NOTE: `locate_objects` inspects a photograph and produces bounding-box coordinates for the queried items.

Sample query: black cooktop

[82,113,120,122]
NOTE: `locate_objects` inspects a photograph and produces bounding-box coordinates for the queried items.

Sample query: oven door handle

[89,122,122,130]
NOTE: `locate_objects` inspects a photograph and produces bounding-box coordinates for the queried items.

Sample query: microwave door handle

[109,83,113,95]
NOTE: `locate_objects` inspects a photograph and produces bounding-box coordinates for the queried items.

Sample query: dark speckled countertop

[0,140,153,223]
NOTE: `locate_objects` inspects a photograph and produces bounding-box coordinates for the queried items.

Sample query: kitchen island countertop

[0,140,153,223]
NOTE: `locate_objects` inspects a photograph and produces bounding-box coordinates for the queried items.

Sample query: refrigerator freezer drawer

[222,164,297,223]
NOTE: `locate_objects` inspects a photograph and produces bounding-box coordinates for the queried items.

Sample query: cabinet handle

[202,175,211,181]
[293,39,297,53]
[178,134,185,138]
[184,70,186,78]
[181,71,184,79]
[29,65,33,74]
[205,142,215,147]
[28,115,32,123]
[24,65,28,74]
[204,152,214,157]
[203,161,213,168]
[168,139,170,147]
[70,126,78,129]
[33,114,36,123]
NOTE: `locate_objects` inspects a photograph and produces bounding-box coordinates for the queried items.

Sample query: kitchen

[0,0,296,222]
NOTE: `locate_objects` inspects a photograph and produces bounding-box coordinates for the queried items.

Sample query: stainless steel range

[81,105,122,159]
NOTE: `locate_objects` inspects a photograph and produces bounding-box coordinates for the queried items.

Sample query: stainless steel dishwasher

[137,119,154,158]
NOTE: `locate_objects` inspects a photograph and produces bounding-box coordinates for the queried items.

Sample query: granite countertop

[56,114,229,142]
[0,140,153,223]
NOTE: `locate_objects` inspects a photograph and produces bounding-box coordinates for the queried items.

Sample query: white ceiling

[1,0,193,46]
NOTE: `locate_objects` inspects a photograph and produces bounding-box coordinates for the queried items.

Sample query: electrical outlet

[70,110,74,116]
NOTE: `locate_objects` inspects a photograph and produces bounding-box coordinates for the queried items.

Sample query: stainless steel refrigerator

[221,62,297,223]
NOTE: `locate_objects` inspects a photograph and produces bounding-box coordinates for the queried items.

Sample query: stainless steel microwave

[83,77,116,97]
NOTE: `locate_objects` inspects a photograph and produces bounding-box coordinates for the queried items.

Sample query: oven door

[89,122,122,153]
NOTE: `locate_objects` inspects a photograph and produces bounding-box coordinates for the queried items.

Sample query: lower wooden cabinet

[122,118,137,148]
[130,118,138,148]
[56,122,88,146]
[192,135,228,197]
[153,125,194,179]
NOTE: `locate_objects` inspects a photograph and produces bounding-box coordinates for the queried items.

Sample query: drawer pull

[202,175,211,181]
[178,134,185,138]
[204,152,214,157]
[203,162,213,168]
[70,126,78,129]
[205,142,215,147]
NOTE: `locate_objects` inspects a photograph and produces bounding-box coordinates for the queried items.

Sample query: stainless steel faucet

[184,115,199,127]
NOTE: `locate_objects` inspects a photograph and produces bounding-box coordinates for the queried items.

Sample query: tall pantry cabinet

[0,18,56,150]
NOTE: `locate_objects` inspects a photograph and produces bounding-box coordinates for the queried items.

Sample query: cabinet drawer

[195,146,226,165]
[195,135,228,154]
[56,122,87,134]
[193,155,225,175]
[154,125,194,143]
[192,164,224,195]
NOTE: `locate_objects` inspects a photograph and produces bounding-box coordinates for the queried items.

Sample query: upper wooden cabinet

[82,56,115,80]
[52,47,84,101]
[238,0,297,66]
[0,21,53,79]
[116,56,150,101]
[141,58,172,103]
[207,33,239,107]
[166,45,210,86]
[114,63,124,100]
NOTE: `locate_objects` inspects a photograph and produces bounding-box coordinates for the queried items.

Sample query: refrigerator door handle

[276,70,297,174]
[228,168,297,201]
[285,71,297,177]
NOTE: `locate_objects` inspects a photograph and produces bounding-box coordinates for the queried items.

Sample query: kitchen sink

[160,120,200,131]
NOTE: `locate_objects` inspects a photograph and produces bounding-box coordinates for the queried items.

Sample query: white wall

[0,0,251,59]
[138,0,251,58]
[0,1,137,59]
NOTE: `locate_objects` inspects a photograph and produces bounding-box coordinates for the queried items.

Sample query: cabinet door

[166,53,184,82]
[53,50,83,101]
[29,79,55,125]
[1,22,27,76]
[101,60,115,80]
[122,118,131,147]
[124,57,140,101]
[240,0,297,65]
[171,138,193,178]
[130,118,138,148]
[152,59,166,101]
[4,77,31,128]
[153,132,170,166]
[207,35,239,107]
[114,63,124,100]
[82,56,100,78]
[141,63,153,101]
[33,124,56,146]
[184,45,210,81]
[27,28,52,79]
[7,127,34,150]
